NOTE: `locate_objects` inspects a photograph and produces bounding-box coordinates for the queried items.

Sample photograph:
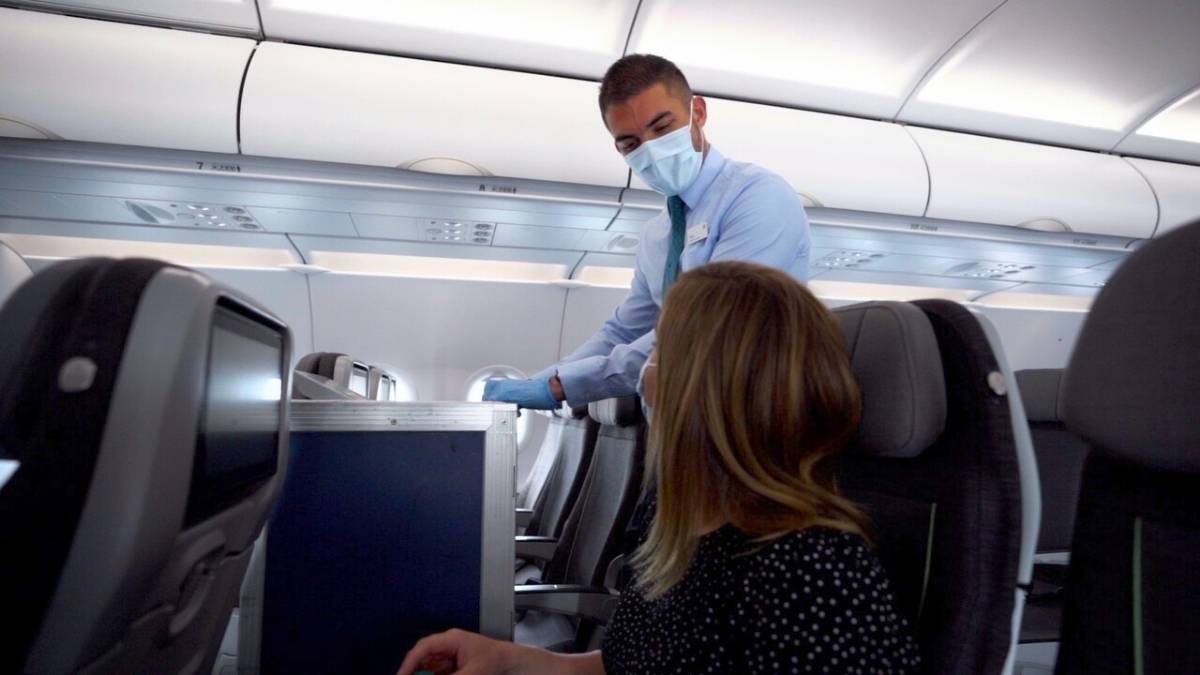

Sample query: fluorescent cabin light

[915,53,1128,131]
[310,250,567,283]
[1135,88,1200,144]
[809,280,978,303]
[575,265,635,288]
[0,233,297,269]
[972,291,1093,312]
[270,0,629,52]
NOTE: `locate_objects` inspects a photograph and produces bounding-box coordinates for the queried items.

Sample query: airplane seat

[515,404,598,540]
[833,300,1029,675]
[1014,368,1089,644]
[514,405,599,584]
[513,395,645,653]
[0,257,291,675]
[0,240,32,309]
[291,351,361,400]
[1055,221,1200,675]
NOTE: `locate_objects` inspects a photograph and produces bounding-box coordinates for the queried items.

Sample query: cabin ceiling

[10,0,1200,164]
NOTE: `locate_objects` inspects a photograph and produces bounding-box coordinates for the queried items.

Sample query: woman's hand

[397,630,603,675]
[397,629,517,675]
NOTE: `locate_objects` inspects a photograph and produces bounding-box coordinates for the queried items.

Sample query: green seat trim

[917,503,938,621]
[1133,516,1144,675]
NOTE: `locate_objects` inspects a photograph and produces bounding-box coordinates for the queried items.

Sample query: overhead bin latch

[281,263,331,276]
[397,157,494,177]
[1017,218,1072,233]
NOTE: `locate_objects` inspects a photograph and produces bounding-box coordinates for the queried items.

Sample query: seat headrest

[1062,221,1200,474]
[1015,369,1064,423]
[295,352,323,374]
[588,395,642,427]
[834,302,947,458]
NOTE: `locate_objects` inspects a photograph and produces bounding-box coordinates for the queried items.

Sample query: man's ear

[692,95,708,129]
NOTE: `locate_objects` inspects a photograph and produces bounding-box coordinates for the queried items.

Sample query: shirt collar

[679,145,725,210]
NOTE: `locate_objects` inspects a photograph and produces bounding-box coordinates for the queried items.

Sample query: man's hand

[482,378,561,410]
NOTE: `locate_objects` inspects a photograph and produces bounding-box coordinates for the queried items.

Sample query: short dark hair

[598,54,692,117]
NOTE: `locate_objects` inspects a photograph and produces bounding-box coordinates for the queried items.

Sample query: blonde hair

[633,261,869,599]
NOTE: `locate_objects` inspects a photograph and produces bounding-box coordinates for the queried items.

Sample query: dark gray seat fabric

[525,406,600,541]
[1015,369,1089,645]
[0,258,291,675]
[834,300,1024,675]
[515,406,599,585]
[1055,221,1200,675]
[1018,368,1089,553]
[514,396,644,652]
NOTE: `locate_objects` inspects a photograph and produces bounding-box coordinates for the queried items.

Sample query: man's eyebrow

[614,110,675,145]
[644,111,672,129]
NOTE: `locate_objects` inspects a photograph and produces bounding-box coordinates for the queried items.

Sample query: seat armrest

[514,584,620,625]
[1033,551,1069,566]
[515,508,534,529]
[514,536,558,562]
[603,554,626,590]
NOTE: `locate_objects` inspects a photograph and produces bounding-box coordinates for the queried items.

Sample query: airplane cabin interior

[0,2,1198,674]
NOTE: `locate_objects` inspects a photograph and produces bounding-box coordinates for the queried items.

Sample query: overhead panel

[0,8,254,153]
[1117,87,1200,164]
[1125,158,1200,237]
[258,0,636,78]
[900,0,1200,150]
[684,97,928,216]
[627,0,999,118]
[241,43,629,188]
[6,1,261,35]
[911,127,1158,239]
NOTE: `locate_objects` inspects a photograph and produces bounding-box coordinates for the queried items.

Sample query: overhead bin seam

[236,45,260,155]
[621,0,645,57]
[252,0,266,40]
[899,125,934,218]
[891,0,1012,122]
[1122,159,1163,238]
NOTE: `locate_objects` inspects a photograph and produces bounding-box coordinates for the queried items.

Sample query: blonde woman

[399,261,919,675]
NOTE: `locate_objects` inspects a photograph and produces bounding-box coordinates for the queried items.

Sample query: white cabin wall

[560,286,632,357]
[307,274,568,401]
[559,285,1088,378]
[197,267,315,367]
[970,306,1087,372]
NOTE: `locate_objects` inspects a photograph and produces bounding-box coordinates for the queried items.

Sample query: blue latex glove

[482,378,559,410]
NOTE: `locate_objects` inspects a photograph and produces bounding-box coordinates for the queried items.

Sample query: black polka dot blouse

[602,524,921,674]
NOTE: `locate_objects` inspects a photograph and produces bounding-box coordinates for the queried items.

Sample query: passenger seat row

[293,351,402,401]
[510,222,1200,675]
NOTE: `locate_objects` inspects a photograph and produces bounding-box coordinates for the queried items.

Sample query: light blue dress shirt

[538,146,810,406]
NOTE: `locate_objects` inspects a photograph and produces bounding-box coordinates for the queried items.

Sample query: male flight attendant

[485,54,810,409]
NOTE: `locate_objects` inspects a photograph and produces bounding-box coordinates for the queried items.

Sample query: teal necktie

[663,195,687,298]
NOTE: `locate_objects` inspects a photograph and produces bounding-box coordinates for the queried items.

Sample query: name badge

[686,222,709,246]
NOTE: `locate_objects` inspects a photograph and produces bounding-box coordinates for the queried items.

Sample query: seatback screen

[349,364,368,397]
[186,302,285,526]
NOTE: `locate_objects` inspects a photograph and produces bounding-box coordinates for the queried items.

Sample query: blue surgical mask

[623,102,703,196]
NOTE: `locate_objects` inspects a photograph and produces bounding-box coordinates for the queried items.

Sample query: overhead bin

[1125,158,1200,237]
[678,97,928,216]
[0,8,254,153]
[258,0,636,79]
[910,127,1158,239]
[6,1,261,35]
[240,43,630,189]
[897,0,1200,151]
[626,0,997,119]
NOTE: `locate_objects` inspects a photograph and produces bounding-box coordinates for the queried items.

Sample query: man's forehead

[605,83,687,131]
